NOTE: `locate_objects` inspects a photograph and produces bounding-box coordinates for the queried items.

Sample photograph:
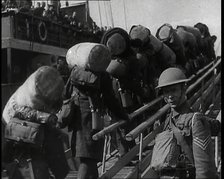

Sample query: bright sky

[36,0,221,55]
[87,0,221,55]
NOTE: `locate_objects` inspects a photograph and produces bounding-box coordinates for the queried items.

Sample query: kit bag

[2,66,64,124]
[66,42,111,72]
[150,129,181,171]
[57,75,78,131]
[4,118,45,148]
[151,115,195,172]
[59,67,102,131]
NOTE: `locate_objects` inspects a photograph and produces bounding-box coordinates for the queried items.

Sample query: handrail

[99,125,163,179]
[4,11,80,31]
[125,104,170,141]
[191,72,220,111]
[92,96,164,140]
[93,58,221,141]
[188,69,220,106]
[1,83,22,86]
[126,59,221,141]
[188,60,214,82]
[99,60,221,178]
[195,73,220,112]
[187,76,213,105]
[129,96,164,119]
[186,58,221,94]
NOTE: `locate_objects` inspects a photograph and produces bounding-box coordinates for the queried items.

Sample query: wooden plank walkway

[65,142,154,179]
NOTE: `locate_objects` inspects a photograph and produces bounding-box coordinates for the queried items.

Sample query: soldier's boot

[77,157,98,179]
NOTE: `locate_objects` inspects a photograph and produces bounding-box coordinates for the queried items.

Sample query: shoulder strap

[115,78,122,90]
[170,116,194,164]
[63,75,73,100]
[155,42,164,55]
[87,95,94,111]
[191,112,200,129]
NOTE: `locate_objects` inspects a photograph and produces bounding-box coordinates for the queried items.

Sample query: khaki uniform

[64,67,130,161]
[101,27,145,156]
[164,101,220,179]
[2,100,69,179]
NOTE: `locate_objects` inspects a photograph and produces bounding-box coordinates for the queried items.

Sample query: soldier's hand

[122,114,131,123]
[120,114,131,129]
[55,121,67,129]
[205,116,221,136]
[127,114,132,122]
[47,114,58,126]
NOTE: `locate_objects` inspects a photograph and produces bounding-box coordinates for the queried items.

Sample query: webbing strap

[170,114,195,164]
[27,158,35,179]
[155,42,164,55]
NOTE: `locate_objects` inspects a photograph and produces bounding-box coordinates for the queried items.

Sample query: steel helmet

[156,67,189,89]
[129,25,151,45]
[156,23,174,42]
[106,33,127,56]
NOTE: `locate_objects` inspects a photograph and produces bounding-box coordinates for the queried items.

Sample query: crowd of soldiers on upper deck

[1,0,110,39]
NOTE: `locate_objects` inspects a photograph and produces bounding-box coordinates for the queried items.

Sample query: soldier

[176,26,200,71]
[56,58,70,83]
[176,25,202,57]
[194,22,216,63]
[101,27,145,110]
[155,67,220,179]
[2,66,69,179]
[33,2,42,16]
[176,27,199,59]
[129,25,177,100]
[156,23,193,77]
[70,11,78,28]
[176,25,206,69]
[63,43,130,178]
[101,27,146,158]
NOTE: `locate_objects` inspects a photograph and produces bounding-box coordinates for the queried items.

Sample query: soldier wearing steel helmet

[156,24,193,77]
[155,67,220,179]
[101,27,145,159]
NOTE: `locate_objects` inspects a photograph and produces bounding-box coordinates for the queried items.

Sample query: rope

[109,0,114,27]
[104,1,109,27]
[85,0,89,23]
[28,9,34,51]
[97,0,103,27]
[122,0,128,30]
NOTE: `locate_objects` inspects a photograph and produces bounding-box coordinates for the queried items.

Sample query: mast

[122,0,127,30]
[86,0,89,23]
[97,0,103,27]
[109,0,114,27]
